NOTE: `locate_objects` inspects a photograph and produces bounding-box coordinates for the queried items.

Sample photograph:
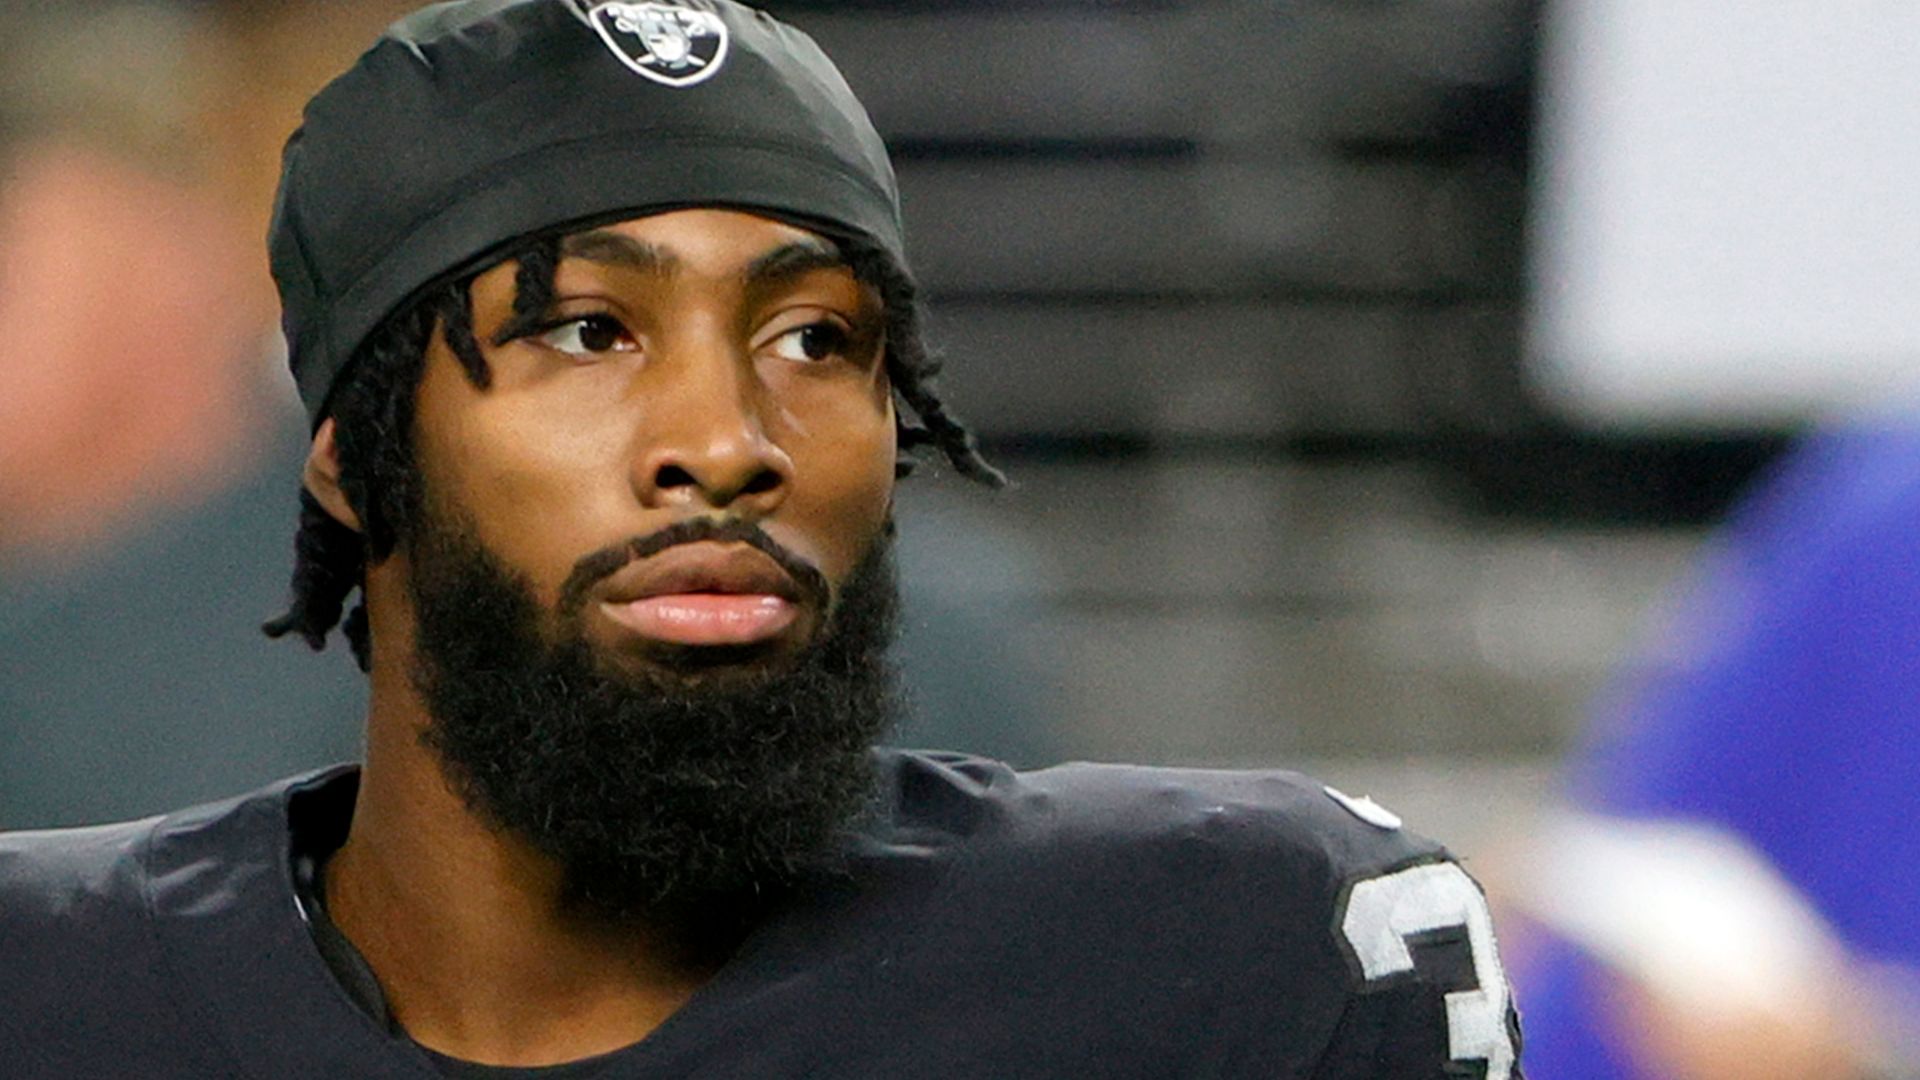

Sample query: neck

[324,567,715,1067]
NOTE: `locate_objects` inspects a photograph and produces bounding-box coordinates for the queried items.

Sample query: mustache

[556,518,832,620]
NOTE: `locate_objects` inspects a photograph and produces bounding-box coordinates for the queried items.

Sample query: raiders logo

[570,1,729,88]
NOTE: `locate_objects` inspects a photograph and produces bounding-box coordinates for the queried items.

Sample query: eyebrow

[560,230,681,275]
[742,239,859,313]
[555,232,850,294]
[743,238,845,285]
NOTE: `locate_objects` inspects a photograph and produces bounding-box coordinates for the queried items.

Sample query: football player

[0,2,1522,1074]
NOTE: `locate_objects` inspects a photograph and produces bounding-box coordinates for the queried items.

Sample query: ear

[303,419,364,533]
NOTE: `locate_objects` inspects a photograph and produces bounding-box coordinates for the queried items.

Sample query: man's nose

[630,347,793,515]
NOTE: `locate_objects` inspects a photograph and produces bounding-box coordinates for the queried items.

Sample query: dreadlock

[842,242,1004,488]
[264,230,1004,670]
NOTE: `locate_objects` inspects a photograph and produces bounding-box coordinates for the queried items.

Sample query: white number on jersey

[1338,861,1517,1079]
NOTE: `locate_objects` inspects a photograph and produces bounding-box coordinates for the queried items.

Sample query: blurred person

[0,2,262,560]
[0,2,1522,1074]
[0,2,374,825]
[1513,425,1920,1079]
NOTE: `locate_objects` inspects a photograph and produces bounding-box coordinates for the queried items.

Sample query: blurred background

[4,1,1919,1076]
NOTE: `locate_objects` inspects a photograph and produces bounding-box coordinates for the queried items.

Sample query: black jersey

[0,750,1521,1077]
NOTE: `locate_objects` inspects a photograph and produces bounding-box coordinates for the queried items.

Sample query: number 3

[1339,862,1517,1079]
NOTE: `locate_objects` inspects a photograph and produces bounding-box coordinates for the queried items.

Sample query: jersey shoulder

[876,751,1522,1077]
[0,813,183,1065]
[886,749,1449,886]
[0,775,295,936]
[0,775,332,1077]
[0,814,161,943]
[877,748,1464,985]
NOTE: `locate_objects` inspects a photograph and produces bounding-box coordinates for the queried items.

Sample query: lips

[597,541,808,647]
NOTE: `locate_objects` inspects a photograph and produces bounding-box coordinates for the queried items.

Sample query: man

[0,1,1523,1075]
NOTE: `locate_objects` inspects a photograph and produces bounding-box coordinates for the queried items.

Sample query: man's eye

[536,315,633,356]
[768,322,850,364]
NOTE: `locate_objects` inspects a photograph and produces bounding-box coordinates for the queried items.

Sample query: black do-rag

[270,0,906,426]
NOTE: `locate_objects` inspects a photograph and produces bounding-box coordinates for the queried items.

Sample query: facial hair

[404,506,901,935]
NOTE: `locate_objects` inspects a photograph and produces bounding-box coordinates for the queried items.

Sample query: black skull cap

[270,0,905,426]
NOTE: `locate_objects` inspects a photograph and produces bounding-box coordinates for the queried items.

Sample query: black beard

[404,507,900,937]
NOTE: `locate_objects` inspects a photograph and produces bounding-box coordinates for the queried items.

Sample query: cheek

[774,380,897,582]
[413,355,639,593]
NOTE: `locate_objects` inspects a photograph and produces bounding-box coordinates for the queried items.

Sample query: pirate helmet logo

[579,1,729,88]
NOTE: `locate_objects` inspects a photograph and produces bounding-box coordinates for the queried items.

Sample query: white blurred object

[1523,810,1920,1077]
[1527,3,1920,427]
[1524,811,1846,1018]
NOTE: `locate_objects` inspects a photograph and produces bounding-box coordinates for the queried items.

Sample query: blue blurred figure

[1516,426,1920,1079]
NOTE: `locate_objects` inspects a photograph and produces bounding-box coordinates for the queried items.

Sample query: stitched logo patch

[573,1,729,88]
